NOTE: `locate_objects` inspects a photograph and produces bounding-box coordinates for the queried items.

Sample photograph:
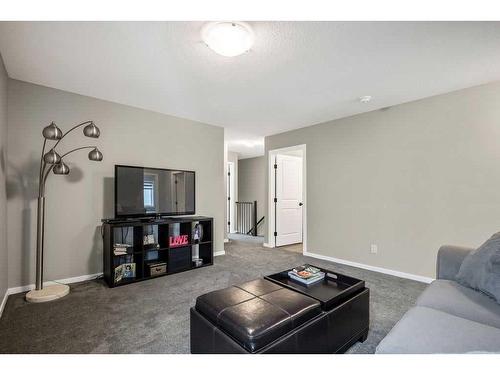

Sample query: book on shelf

[114,262,136,283]
[113,243,133,255]
[122,263,136,278]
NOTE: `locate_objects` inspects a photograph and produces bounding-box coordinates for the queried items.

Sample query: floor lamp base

[26,284,70,303]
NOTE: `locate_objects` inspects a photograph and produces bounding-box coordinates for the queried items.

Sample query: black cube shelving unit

[102,216,213,287]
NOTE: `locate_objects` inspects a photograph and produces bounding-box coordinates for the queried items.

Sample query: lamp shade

[42,122,63,140]
[83,122,100,138]
[43,149,61,164]
[53,162,70,175]
[88,147,103,161]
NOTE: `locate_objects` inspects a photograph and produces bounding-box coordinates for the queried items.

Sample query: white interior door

[275,154,303,246]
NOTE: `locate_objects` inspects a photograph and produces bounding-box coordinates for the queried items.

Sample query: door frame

[266,144,307,254]
[227,161,236,233]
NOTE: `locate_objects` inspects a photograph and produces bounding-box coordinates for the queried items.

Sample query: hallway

[228,233,303,253]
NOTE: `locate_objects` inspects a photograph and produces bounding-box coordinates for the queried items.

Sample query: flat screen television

[115,165,195,218]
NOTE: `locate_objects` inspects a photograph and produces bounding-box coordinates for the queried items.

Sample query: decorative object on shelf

[193,258,203,267]
[143,234,155,245]
[169,234,189,247]
[148,262,167,277]
[122,263,136,279]
[143,225,156,245]
[193,223,204,243]
[114,264,124,283]
[26,120,103,303]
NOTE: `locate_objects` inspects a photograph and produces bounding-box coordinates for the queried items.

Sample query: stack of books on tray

[288,265,325,286]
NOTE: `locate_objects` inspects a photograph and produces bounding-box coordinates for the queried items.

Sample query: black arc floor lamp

[26,120,103,303]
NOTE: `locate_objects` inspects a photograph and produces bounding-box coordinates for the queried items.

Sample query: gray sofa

[376,245,500,353]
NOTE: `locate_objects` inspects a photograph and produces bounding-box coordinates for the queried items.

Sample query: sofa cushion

[416,280,500,329]
[456,232,500,303]
[195,279,322,352]
[376,306,500,354]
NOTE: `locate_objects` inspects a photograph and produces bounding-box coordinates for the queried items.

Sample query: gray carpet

[0,238,426,353]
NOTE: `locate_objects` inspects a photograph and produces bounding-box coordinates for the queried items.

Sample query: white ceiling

[1,21,500,158]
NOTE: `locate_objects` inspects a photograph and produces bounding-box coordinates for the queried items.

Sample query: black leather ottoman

[190,278,369,353]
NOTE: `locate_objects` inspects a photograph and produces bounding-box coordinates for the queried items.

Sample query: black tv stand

[102,216,213,287]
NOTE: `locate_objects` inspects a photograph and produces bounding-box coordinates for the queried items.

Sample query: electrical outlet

[370,244,378,254]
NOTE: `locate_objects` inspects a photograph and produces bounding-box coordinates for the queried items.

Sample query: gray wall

[0,54,8,299]
[238,156,266,236]
[266,81,500,278]
[7,79,225,288]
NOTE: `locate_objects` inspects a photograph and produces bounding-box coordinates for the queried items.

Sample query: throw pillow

[456,232,500,303]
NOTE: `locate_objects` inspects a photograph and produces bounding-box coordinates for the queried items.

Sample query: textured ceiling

[1,21,500,158]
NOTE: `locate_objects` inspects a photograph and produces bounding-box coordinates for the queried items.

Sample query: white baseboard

[303,251,434,284]
[214,250,225,257]
[263,242,274,248]
[7,272,103,295]
[0,288,8,319]
[0,272,103,318]
[224,238,229,243]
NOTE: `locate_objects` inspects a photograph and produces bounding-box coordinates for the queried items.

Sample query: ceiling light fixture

[234,140,262,148]
[201,22,254,57]
[359,96,372,103]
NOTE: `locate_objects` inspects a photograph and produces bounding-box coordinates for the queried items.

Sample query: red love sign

[169,235,189,247]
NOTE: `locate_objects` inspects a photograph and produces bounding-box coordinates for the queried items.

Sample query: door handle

[299,202,303,206]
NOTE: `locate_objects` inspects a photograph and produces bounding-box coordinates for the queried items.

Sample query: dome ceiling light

[201,22,254,57]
